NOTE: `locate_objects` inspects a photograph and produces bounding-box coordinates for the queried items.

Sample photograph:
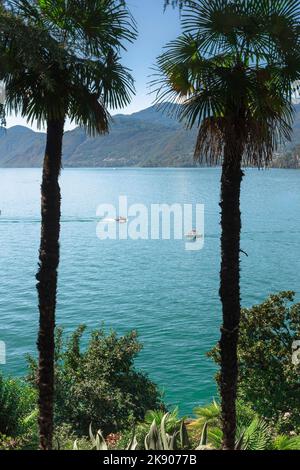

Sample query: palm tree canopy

[0,5,64,125]
[0,0,137,133]
[156,0,300,166]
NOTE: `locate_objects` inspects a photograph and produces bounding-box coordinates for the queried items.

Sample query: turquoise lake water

[0,168,299,415]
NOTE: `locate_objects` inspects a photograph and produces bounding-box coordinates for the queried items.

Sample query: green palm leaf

[155,0,300,167]
[1,0,137,132]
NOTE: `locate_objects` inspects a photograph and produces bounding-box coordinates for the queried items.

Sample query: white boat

[115,216,128,224]
[185,229,202,240]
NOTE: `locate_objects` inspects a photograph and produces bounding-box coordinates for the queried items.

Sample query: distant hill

[1,104,300,168]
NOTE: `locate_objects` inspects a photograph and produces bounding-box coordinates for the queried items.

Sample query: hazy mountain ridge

[1,105,300,168]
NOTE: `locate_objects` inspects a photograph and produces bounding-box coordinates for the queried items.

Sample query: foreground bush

[75,413,209,451]
[0,374,37,437]
[189,401,300,451]
[0,374,38,449]
[27,326,163,436]
[73,406,300,451]
[209,292,300,433]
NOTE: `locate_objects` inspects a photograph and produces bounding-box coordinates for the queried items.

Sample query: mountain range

[1,104,300,168]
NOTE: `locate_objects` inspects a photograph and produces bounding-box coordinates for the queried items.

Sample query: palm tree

[1,0,136,449]
[156,0,300,449]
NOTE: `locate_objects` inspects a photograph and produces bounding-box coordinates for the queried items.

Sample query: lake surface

[0,168,299,415]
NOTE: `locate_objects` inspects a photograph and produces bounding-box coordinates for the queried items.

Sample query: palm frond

[13,0,137,55]
[1,1,136,132]
[155,0,299,168]
[68,87,110,136]
[190,401,221,431]
[237,417,271,451]
[207,417,271,450]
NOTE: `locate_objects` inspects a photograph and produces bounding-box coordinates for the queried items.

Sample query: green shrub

[53,424,92,450]
[209,292,300,432]
[0,374,37,438]
[27,326,163,436]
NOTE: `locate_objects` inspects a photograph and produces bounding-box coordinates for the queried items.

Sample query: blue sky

[7,0,181,131]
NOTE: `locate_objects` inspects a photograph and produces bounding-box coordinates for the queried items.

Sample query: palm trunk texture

[219,132,244,450]
[36,118,64,450]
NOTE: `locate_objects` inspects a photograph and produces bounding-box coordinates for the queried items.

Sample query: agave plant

[126,434,139,451]
[144,413,211,451]
[74,425,107,451]
[73,413,299,451]
[195,423,214,450]
[144,414,177,450]
[74,424,138,451]
[141,408,181,434]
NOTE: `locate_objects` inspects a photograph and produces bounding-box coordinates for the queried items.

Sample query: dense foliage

[189,400,300,450]
[209,292,300,432]
[0,375,36,440]
[27,326,163,436]
[1,309,300,450]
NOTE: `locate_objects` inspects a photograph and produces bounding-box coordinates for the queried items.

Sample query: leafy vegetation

[0,374,38,450]
[271,435,300,451]
[74,424,138,451]
[71,404,298,451]
[0,374,37,437]
[96,412,208,451]
[53,424,92,451]
[1,311,300,450]
[139,408,181,435]
[210,292,300,433]
[188,400,272,450]
[27,326,163,437]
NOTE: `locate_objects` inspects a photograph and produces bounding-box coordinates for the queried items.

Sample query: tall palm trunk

[36,118,64,450]
[219,134,244,450]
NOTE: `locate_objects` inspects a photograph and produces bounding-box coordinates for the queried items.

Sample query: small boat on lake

[185,229,203,240]
[115,216,128,224]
